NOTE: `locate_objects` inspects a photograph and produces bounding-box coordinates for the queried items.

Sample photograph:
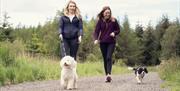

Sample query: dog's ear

[60,60,64,68]
[144,68,148,73]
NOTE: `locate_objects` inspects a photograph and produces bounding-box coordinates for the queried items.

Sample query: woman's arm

[59,16,64,34]
[78,18,83,36]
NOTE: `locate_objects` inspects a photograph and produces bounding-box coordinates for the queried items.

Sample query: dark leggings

[61,38,79,60]
[100,43,115,75]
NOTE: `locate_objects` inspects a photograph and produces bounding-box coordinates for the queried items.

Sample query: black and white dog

[128,67,148,84]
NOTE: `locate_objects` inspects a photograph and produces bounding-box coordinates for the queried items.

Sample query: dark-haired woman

[93,6,120,82]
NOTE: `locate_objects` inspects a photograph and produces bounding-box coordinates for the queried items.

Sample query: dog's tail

[128,67,136,70]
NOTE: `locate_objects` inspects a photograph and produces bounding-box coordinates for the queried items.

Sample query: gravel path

[0,72,169,91]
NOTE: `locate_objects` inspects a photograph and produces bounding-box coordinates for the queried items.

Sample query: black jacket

[59,15,83,39]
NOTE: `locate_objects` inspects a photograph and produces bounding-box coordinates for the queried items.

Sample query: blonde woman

[59,0,83,60]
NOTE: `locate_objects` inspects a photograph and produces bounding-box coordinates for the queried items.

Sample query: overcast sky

[0,0,179,28]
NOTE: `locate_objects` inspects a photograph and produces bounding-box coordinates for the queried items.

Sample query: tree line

[0,11,180,66]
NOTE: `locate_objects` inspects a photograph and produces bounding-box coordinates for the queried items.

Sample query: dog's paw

[61,85,67,90]
[63,87,67,90]
[137,81,142,84]
[67,88,73,90]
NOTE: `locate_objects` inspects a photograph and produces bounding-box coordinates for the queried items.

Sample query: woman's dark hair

[98,6,112,20]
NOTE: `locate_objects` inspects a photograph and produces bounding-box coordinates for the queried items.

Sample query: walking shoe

[105,76,112,83]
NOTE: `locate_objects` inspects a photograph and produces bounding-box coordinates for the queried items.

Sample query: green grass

[0,45,158,87]
[1,53,158,86]
[158,58,180,91]
[0,64,6,86]
[0,54,131,86]
[77,62,130,77]
[0,41,156,86]
[15,55,60,81]
[0,53,60,86]
[0,41,157,86]
[146,66,158,72]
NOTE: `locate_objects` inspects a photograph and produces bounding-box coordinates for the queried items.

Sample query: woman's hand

[110,32,115,37]
[94,40,99,45]
[59,34,63,41]
[78,36,82,43]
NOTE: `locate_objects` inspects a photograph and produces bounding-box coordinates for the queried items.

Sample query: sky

[0,0,179,28]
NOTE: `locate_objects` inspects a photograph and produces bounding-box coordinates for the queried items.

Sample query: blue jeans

[100,43,115,75]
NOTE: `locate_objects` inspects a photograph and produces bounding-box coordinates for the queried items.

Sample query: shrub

[0,64,6,86]
[0,43,15,67]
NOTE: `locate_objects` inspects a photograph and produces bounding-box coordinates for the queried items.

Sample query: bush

[0,43,15,67]
[12,56,60,83]
[0,64,6,86]
[158,58,180,80]
[158,58,180,91]
[86,53,101,62]
[0,53,60,85]
[6,67,16,84]
[114,59,126,67]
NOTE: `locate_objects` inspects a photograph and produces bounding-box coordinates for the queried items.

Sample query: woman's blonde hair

[63,0,81,19]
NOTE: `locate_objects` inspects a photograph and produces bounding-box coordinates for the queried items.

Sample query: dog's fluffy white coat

[60,56,78,90]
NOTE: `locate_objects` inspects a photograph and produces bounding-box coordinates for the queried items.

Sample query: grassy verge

[0,55,60,86]
[158,58,180,91]
[77,62,130,77]
[0,53,158,86]
[0,54,131,86]
[0,41,157,86]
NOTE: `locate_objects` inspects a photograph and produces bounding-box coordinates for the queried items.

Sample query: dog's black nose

[64,63,68,66]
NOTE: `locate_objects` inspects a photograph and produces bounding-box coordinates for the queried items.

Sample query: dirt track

[0,72,169,91]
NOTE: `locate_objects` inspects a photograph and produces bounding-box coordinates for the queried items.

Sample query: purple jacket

[93,18,120,43]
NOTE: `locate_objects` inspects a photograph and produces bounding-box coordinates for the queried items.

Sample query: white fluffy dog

[60,56,78,90]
